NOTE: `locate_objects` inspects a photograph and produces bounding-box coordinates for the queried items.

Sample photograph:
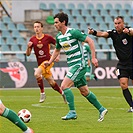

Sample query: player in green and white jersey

[44,12,107,122]
[83,42,98,82]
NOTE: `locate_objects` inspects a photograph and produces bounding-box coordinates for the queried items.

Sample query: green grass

[0,88,133,133]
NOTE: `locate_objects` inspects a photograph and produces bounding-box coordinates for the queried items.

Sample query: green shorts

[66,65,87,88]
[85,65,93,77]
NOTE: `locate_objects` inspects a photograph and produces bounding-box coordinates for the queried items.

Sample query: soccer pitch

[0,87,133,133]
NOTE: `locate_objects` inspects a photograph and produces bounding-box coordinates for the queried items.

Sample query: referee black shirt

[107,28,132,70]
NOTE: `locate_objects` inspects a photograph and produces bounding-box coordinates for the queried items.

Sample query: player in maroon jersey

[26,21,66,103]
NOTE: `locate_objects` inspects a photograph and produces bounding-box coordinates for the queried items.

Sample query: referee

[88,16,133,112]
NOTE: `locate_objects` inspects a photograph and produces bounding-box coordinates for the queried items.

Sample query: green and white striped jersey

[83,43,91,66]
[56,28,87,68]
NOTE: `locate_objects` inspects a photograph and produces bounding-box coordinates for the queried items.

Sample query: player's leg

[90,73,98,81]
[34,66,45,103]
[61,65,86,120]
[78,85,102,110]
[85,66,91,82]
[87,65,97,81]
[80,86,108,122]
[43,62,62,95]
[46,76,67,103]
[42,61,67,103]
[0,100,33,133]
[119,77,133,112]
[117,69,133,112]
[77,77,107,122]
[60,76,77,120]
[131,79,133,112]
[127,69,133,112]
[46,76,62,94]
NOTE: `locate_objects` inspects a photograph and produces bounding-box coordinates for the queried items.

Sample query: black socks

[123,88,133,107]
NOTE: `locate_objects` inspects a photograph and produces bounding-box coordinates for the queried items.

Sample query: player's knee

[120,82,128,89]
[81,91,89,96]
[79,87,89,96]
[60,85,66,90]
[34,73,40,79]
[0,104,5,115]
[49,81,55,86]
[46,78,55,86]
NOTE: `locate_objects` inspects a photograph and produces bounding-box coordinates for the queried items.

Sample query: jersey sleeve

[107,30,114,38]
[55,35,62,49]
[72,29,87,42]
[84,43,91,60]
[29,37,34,48]
[48,35,56,45]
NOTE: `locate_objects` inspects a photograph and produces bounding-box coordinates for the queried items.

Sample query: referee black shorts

[116,68,133,80]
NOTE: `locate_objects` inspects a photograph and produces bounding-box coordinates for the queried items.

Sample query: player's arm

[50,45,60,62]
[51,43,60,62]
[54,54,60,62]
[50,36,61,62]
[86,44,91,66]
[123,28,133,36]
[129,28,133,36]
[88,28,109,38]
[26,41,33,56]
[87,50,91,66]
[84,36,98,67]
[87,59,91,66]
[44,48,61,67]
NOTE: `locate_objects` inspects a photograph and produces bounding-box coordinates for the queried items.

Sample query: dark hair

[34,21,43,27]
[115,16,124,22]
[54,12,68,26]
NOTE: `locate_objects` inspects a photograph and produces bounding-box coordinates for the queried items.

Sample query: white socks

[24,127,31,133]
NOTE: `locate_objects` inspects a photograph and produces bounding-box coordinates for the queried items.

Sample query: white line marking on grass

[106,107,126,110]
[32,103,127,111]
[101,96,123,99]
[32,103,65,108]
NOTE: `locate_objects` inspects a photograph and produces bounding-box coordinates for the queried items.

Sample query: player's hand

[123,28,130,34]
[88,27,94,34]
[44,61,50,68]
[27,41,33,48]
[54,58,59,62]
[54,54,60,62]
[91,58,98,68]
[54,56,60,62]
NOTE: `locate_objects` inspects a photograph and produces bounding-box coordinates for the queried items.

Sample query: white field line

[31,103,127,111]
[0,86,133,90]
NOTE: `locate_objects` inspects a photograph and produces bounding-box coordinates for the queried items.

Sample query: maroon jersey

[29,34,56,66]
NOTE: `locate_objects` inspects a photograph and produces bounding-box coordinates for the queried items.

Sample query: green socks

[2,108,28,131]
[63,88,104,113]
[85,91,102,110]
[63,88,75,111]
[90,75,95,80]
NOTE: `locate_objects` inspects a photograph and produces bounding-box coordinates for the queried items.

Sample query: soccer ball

[18,109,32,123]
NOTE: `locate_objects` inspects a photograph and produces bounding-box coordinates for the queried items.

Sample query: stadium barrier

[0,60,132,88]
